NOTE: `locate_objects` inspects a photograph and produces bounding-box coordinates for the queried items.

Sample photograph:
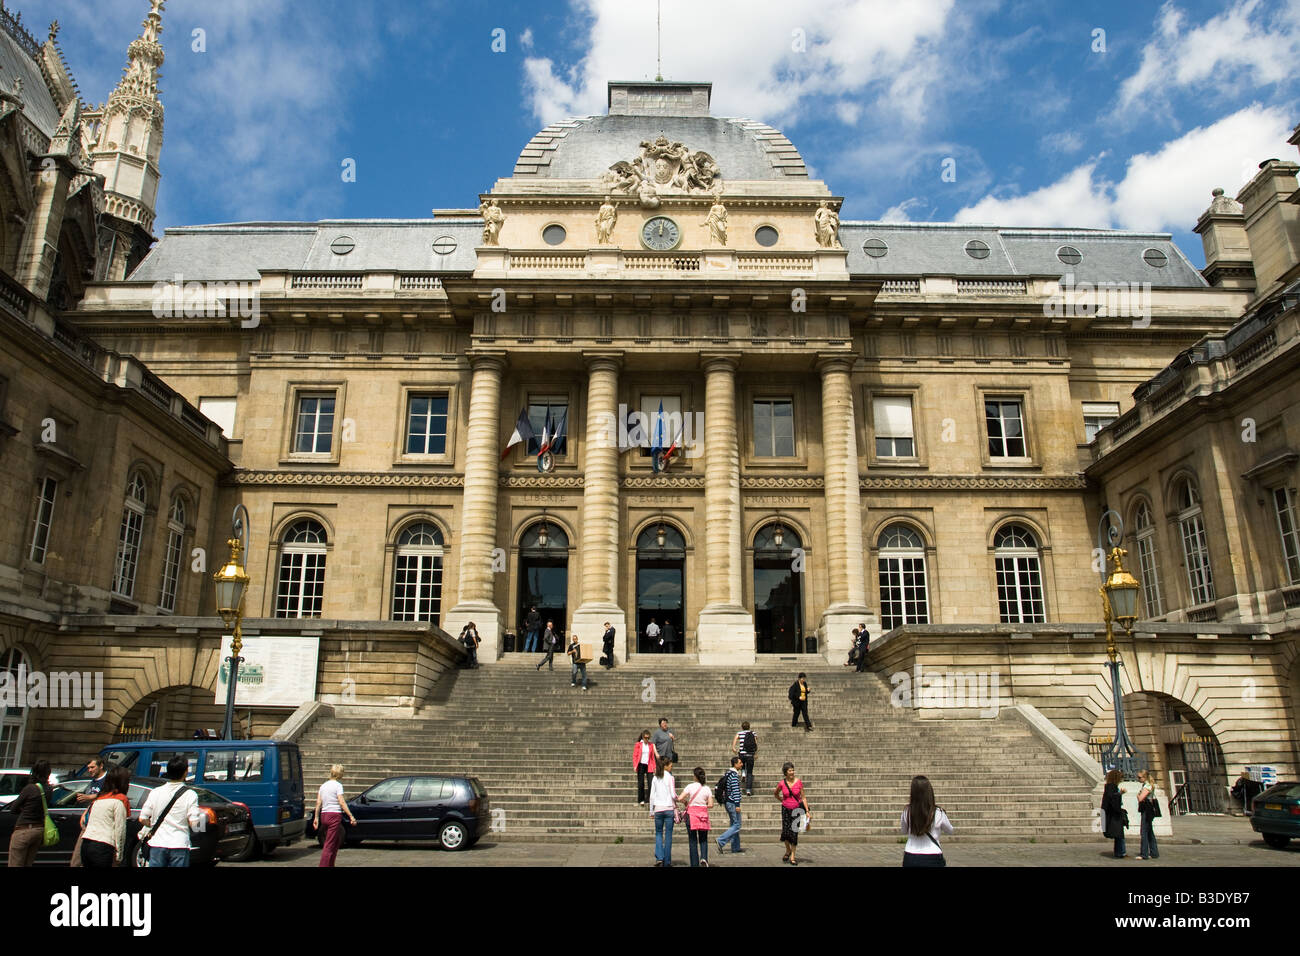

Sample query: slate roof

[0,25,61,138]
[129,220,481,281]
[841,222,1207,288]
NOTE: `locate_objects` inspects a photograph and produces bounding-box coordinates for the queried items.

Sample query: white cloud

[1040,130,1084,155]
[835,100,863,125]
[954,105,1294,231]
[1119,0,1300,110]
[520,28,535,51]
[521,0,956,128]
[879,197,927,222]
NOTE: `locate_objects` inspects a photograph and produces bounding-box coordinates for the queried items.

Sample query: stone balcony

[473,245,849,279]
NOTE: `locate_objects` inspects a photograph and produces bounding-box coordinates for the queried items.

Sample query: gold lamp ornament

[213,504,251,740]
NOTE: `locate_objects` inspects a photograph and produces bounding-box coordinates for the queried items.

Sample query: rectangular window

[1179,514,1215,606]
[392,553,443,623]
[1274,486,1300,586]
[878,556,929,629]
[995,555,1044,622]
[293,393,335,454]
[148,751,198,779]
[112,507,144,598]
[985,399,1026,458]
[405,393,449,455]
[1136,532,1163,618]
[873,396,915,458]
[276,551,326,618]
[526,397,568,455]
[29,477,57,564]
[202,749,265,782]
[638,395,682,457]
[198,398,237,437]
[753,399,795,457]
[1083,402,1120,443]
[159,528,183,613]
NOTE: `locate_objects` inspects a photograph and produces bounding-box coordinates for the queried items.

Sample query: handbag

[37,784,59,848]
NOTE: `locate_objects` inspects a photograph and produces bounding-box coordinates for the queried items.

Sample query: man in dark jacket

[661,619,677,654]
[601,622,616,668]
[855,625,870,673]
[789,673,812,732]
[536,621,559,671]
[524,606,542,653]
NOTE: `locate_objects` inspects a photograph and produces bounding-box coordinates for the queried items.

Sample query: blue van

[97,739,305,859]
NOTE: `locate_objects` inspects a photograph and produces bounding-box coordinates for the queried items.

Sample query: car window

[279,748,290,782]
[289,748,302,786]
[406,778,450,802]
[49,785,87,808]
[190,787,230,805]
[148,751,198,780]
[1278,784,1300,800]
[469,778,485,799]
[203,750,265,782]
[0,774,23,796]
[365,778,409,803]
[101,751,138,773]
[127,784,150,809]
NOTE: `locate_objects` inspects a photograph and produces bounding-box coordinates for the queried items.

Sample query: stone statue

[479,199,505,246]
[814,200,840,248]
[604,137,723,197]
[595,196,618,244]
[703,194,728,246]
[685,151,721,192]
[637,179,660,210]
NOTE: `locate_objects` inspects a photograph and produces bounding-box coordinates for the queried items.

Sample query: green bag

[37,783,59,848]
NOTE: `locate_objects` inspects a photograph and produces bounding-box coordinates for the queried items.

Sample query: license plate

[227,822,247,833]
[1265,804,1282,811]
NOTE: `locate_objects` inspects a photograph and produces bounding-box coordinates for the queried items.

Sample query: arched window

[159,497,186,613]
[0,647,30,765]
[392,522,444,623]
[878,524,929,630]
[276,519,328,618]
[994,524,1044,623]
[1175,478,1215,606]
[1133,501,1163,618]
[112,472,148,597]
[517,520,569,644]
[754,522,804,653]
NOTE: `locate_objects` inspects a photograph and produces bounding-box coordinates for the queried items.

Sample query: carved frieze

[603,135,722,201]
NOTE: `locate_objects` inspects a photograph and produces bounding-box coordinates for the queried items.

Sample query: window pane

[366,778,409,803]
[873,397,913,438]
[406,777,450,802]
[526,399,568,456]
[29,477,57,564]
[753,402,773,456]
[149,751,198,779]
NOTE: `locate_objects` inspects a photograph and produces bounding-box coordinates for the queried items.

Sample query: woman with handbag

[1135,769,1160,860]
[900,775,953,867]
[678,766,715,867]
[775,761,811,865]
[3,759,54,867]
[1101,768,1128,859]
[633,730,657,805]
[649,756,678,867]
[78,767,132,868]
[313,764,358,868]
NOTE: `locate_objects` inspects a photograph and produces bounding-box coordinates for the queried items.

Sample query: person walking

[313,764,358,868]
[1136,769,1161,860]
[567,633,588,690]
[649,758,677,866]
[855,626,871,673]
[775,761,810,864]
[900,774,953,867]
[679,766,715,866]
[1101,768,1128,859]
[732,721,757,795]
[536,621,559,671]
[460,622,481,668]
[524,606,542,653]
[661,619,676,654]
[601,621,616,668]
[3,760,53,867]
[652,717,676,765]
[634,730,658,805]
[789,673,813,732]
[716,756,744,854]
[137,755,203,867]
[646,617,661,651]
[78,766,132,869]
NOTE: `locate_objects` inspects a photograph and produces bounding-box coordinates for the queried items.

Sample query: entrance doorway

[635,522,685,653]
[516,521,568,646]
[753,522,803,653]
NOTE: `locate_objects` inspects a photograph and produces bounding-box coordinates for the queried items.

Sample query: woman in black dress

[1101,768,1128,858]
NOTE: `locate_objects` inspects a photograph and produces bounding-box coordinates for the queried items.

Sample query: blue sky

[18,0,1300,265]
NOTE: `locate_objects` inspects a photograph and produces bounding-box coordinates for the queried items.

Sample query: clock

[641,216,681,251]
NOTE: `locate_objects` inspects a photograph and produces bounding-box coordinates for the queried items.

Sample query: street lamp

[656,518,667,549]
[213,504,251,741]
[1097,509,1145,778]
[537,510,549,548]
[773,513,784,549]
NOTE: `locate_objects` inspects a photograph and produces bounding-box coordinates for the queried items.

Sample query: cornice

[861,475,1089,491]
[231,470,465,488]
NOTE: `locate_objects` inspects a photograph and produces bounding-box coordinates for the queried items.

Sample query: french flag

[501,408,535,459]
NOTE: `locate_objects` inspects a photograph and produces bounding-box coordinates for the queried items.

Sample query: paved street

[251,815,1300,867]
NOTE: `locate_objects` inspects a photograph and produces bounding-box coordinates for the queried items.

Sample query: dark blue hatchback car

[324,774,490,851]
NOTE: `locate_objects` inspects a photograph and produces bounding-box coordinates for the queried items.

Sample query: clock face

[641,216,681,251]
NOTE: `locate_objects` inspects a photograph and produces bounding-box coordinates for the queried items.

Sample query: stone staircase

[297,659,1098,842]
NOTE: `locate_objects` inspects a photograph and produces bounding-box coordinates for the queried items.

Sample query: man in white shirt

[138,755,204,867]
[646,618,661,651]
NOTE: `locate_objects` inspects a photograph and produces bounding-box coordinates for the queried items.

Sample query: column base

[820,605,875,663]
[443,602,502,662]
[696,605,755,666]
[569,604,628,663]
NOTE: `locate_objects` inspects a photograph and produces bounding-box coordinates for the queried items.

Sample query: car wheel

[1262,832,1291,849]
[439,820,468,851]
[131,841,147,869]
[225,833,259,863]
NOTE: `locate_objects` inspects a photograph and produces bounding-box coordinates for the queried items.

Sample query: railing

[736,254,814,273]
[290,273,364,290]
[1110,409,1141,439]
[0,272,29,320]
[1186,604,1218,623]
[956,279,1026,295]
[181,403,209,436]
[138,372,172,410]
[880,279,920,293]
[1283,586,1300,609]
[625,254,702,272]
[1229,329,1277,370]
[509,253,587,270]
[1149,380,1185,414]
[399,275,443,290]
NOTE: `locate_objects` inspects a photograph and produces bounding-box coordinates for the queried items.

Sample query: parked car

[1250,781,1300,848]
[322,775,490,851]
[0,768,65,807]
[0,776,253,867]
[87,739,305,859]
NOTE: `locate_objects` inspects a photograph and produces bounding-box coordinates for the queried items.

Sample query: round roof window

[755,226,779,247]
[1143,247,1168,268]
[329,236,355,255]
[862,238,888,258]
[1057,245,1082,265]
[432,236,458,255]
[965,239,991,260]
[542,224,567,246]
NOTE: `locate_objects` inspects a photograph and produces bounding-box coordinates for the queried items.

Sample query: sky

[15,0,1300,266]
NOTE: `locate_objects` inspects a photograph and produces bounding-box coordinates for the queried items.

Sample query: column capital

[815,353,855,376]
[468,350,508,373]
[582,350,624,373]
[700,351,742,374]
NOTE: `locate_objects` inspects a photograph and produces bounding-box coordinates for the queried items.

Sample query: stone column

[444,352,505,660]
[817,355,873,659]
[569,353,628,659]
[697,353,753,665]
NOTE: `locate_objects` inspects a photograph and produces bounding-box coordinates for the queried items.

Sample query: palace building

[0,3,1295,804]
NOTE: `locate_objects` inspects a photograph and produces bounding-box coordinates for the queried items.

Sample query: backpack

[741,731,757,755]
[714,772,730,805]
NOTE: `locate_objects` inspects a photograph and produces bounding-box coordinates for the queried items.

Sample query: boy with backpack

[715,756,744,853]
[731,721,757,796]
